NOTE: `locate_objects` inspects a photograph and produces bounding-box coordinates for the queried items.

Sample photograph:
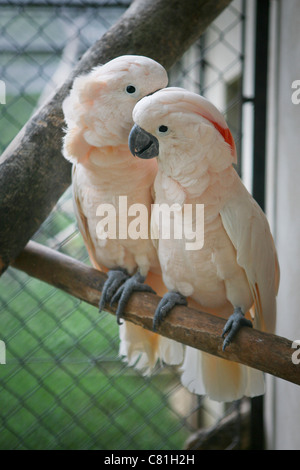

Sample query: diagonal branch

[11,240,300,387]
[0,0,232,274]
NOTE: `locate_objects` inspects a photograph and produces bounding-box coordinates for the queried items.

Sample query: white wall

[266,0,300,450]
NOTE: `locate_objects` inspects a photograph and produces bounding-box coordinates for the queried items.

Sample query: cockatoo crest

[63,55,168,163]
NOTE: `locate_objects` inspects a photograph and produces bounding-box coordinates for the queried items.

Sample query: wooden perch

[11,240,300,387]
[0,0,232,274]
[185,400,251,450]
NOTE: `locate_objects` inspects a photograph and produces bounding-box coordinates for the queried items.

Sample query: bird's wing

[220,180,279,333]
[72,165,106,272]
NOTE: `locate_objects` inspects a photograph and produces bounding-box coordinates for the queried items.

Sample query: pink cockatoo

[129,87,280,401]
[62,57,183,374]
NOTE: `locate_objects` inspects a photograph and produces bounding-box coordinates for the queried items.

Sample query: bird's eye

[158,125,169,133]
[126,85,136,94]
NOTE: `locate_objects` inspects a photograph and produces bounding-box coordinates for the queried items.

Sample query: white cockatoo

[128,87,280,401]
[62,57,183,374]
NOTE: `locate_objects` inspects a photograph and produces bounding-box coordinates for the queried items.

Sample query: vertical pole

[252,0,270,211]
[251,0,270,450]
[199,34,206,96]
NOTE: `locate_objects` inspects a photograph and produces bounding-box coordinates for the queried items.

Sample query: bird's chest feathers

[154,172,187,206]
[153,169,235,269]
[154,169,226,221]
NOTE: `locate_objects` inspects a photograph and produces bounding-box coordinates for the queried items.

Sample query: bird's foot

[153,291,187,332]
[99,268,129,314]
[110,271,156,325]
[221,307,253,351]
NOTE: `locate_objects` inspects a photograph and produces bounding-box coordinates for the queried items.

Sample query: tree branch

[11,241,300,387]
[0,0,232,274]
[184,400,251,450]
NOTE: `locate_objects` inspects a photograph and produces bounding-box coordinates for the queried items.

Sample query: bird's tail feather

[118,271,184,374]
[181,346,264,402]
[119,321,183,375]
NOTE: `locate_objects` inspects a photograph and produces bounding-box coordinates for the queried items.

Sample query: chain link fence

[0,0,250,450]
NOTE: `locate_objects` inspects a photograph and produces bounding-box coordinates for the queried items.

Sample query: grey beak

[128,124,159,159]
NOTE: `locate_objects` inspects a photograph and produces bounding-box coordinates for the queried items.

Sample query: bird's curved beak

[128,124,159,159]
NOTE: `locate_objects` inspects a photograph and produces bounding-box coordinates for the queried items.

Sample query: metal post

[251,0,270,450]
[252,0,270,211]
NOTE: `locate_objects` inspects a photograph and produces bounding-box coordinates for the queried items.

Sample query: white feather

[62,56,180,376]
[181,347,265,402]
[132,87,279,402]
[119,322,183,375]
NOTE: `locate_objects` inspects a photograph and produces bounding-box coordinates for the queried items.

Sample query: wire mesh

[0,0,248,450]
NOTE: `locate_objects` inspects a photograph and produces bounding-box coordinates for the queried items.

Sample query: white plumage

[131,87,279,401]
[62,57,183,375]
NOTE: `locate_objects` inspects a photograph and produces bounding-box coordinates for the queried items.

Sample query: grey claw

[110,272,156,325]
[153,292,187,331]
[98,268,129,312]
[222,307,253,351]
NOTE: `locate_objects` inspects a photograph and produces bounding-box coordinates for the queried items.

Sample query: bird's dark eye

[126,85,136,94]
[158,125,168,133]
